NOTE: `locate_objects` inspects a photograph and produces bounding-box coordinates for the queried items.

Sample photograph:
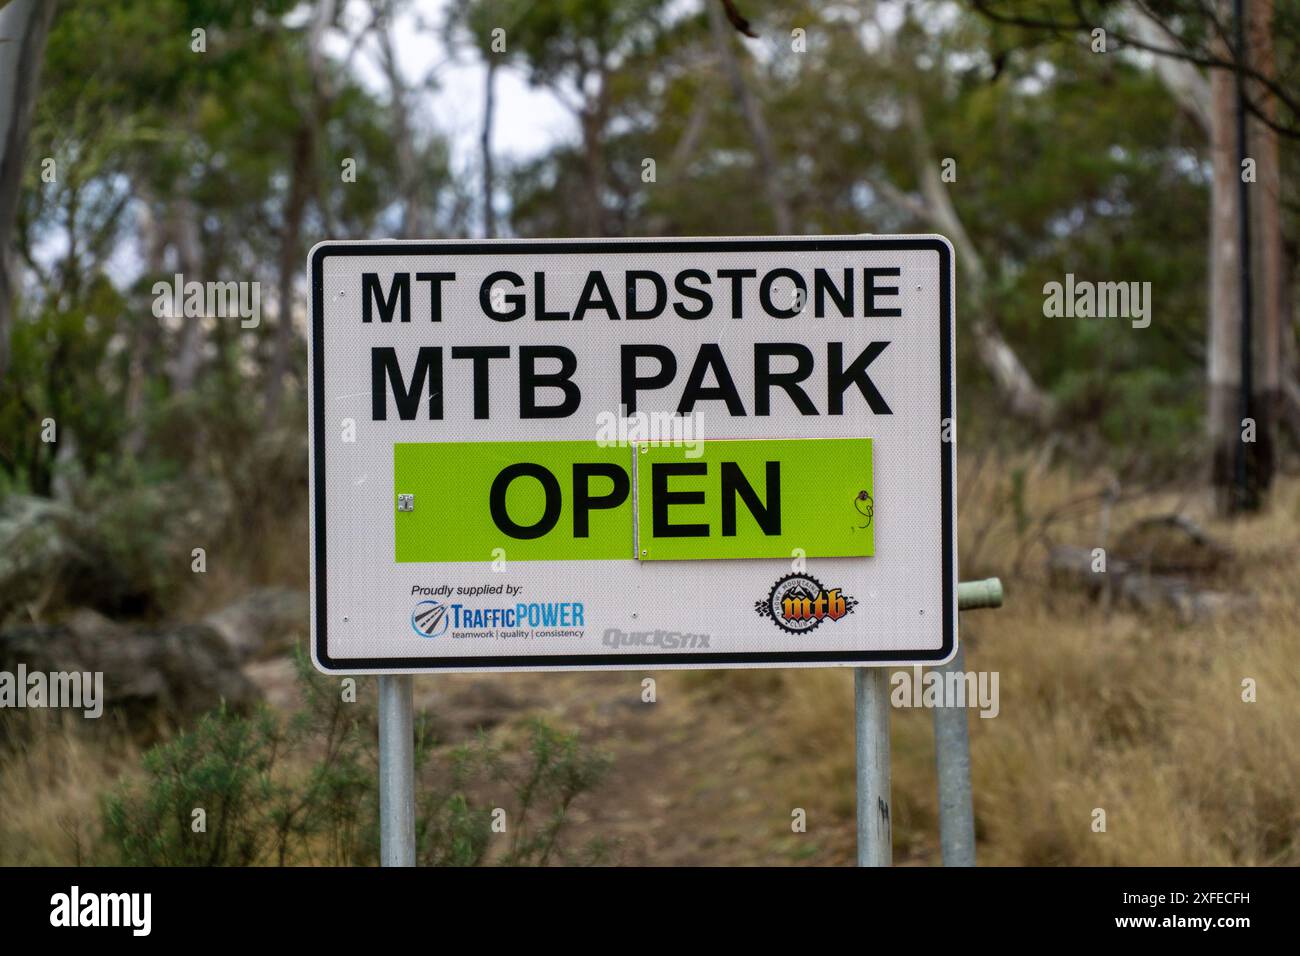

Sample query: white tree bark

[707,0,793,234]
[0,0,57,379]
[901,94,1055,427]
[1126,4,1212,134]
[1204,0,1281,512]
[1206,15,1244,510]
[481,57,497,239]
[167,199,205,392]
[1246,0,1281,494]
[375,2,426,239]
[265,0,336,416]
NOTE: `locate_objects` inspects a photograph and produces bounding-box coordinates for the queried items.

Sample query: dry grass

[2,454,1296,866]
[0,713,140,865]
[966,586,1297,865]
[768,456,1300,865]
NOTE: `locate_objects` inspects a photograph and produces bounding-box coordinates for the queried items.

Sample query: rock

[1115,573,1255,621]
[0,494,165,628]
[0,496,85,627]
[203,588,308,662]
[0,609,260,737]
[1048,545,1127,593]
[1048,521,1248,622]
[242,657,301,711]
[1112,514,1231,577]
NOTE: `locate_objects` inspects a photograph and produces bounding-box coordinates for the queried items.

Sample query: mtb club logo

[755,573,857,634]
[411,600,449,638]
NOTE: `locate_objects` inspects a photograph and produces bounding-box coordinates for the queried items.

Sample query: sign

[309,236,955,673]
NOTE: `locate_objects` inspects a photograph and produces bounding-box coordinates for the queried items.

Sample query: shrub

[101,654,609,866]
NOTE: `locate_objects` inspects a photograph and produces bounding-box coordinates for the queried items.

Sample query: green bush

[101,654,610,866]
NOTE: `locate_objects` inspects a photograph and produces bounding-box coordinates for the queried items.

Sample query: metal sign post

[856,577,1003,867]
[378,675,416,867]
[855,667,893,866]
[934,577,1003,867]
[306,236,958,868]
[932,642,975,867]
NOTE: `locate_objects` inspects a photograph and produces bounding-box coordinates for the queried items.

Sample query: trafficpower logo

[411,600,449,638]
[755,573,857,633]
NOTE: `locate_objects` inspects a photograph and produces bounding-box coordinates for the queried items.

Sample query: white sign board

[309,236,955,673]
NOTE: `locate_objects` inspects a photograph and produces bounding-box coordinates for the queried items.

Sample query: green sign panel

[394,441,632,563]
[394,438,873,563]
[634,438,873,560]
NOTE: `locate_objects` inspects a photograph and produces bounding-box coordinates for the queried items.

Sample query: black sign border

[310,237,955,672]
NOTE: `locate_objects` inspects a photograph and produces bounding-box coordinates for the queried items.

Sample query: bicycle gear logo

[755,573,857,633]
[411,600,449,638]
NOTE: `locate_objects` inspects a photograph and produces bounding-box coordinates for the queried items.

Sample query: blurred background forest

[0,0,1297,867]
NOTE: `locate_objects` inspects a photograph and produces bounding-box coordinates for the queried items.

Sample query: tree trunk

[1207,36,1244,513]
[902,94,1055,427]
[1279,239,1300,447]
[1207,0,1280,514]
[377,11,424,238]
[481,58,497,239]
[1246,0,1281,497]
[706,0,793,234]
[578,84,608,238]
[266,124,312,418]
[1127,4,1212,134]
[0,0,57,380]
[168,199,205,393]
[125,189,167,455]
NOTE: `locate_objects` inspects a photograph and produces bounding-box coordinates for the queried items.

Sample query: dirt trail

[246,660,861,865]
[413,670,850,866]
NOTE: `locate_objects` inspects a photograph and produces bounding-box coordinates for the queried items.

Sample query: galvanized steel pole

[856,579,1003,867]
[378,675,416,867]
[932,642,976,866]
[855,667,892,866]
[933,578,1004,867]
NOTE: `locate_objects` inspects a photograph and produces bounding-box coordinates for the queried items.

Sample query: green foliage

[102,705,285,866]
[6,0,1256,516]
[1055,365,1202,477]
[468,718,613,866]
[4,0,459,499]
[0,463,208,625]
[477,0,670,85]
[506,0,1219,472]
[0,282,130,495]
[100,654,610,866]
[73,466,206,617]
